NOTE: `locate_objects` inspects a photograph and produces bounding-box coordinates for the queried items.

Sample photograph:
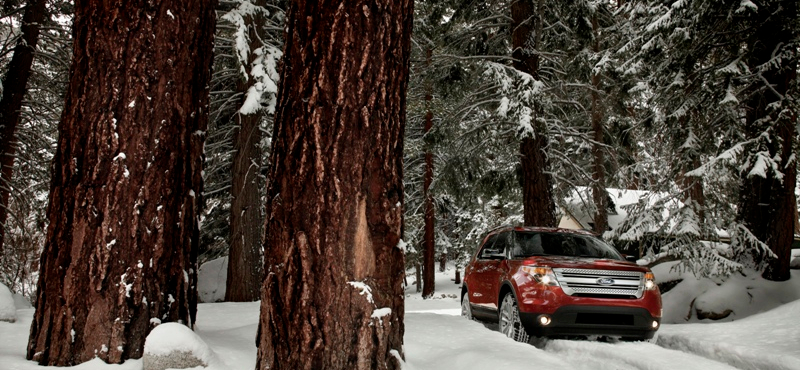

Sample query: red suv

[461,226,661,342]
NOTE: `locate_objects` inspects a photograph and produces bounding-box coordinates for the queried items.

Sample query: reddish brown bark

[225,0,267,303]
[27,1,216,365]
[0,0,46,256]
[590,14,608,234]
[415,262,422,293]
[422,47,435,299]
[256,0,412,369]
[513,0,556,227]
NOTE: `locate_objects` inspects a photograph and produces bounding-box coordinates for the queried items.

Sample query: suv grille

[553,268,644,299]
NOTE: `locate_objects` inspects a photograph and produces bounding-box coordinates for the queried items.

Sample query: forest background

[0,0,797,339]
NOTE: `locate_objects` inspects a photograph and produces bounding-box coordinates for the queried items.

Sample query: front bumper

[519,305,659,340]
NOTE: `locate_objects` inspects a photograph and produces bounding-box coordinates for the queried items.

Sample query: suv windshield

[512,231,623,260]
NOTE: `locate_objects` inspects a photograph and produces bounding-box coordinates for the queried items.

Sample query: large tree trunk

[0,0,46,256]
[27,1,216,365]
[225,0,267,303]
[737,1,797,282]
[255,0,412,369]
[513,0,556,227]
[589,14,608,234]
[422,48,435,299]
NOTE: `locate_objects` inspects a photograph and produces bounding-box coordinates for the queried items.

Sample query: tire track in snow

[657,332,800,370]
[543,339,741,370]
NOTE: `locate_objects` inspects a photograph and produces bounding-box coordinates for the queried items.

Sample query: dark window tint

[492,232,509,253]
[478,232,509,259]
[512,231,622,260]
[478,234,500,259]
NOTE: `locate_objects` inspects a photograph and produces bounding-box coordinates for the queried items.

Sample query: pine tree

[0,0,46,257]
[736,0,798,281]
[256,0,413,368]
[512,0,556,227]
[27,1,216,365]
[404,0,518,290]
[0,0,71,300]
[222,0,281,302]
[610,0,799,279]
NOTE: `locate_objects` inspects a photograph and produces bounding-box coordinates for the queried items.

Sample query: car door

[484,231,511,310]
[469,231,509,311]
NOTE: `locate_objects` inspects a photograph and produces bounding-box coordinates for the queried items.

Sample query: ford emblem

[596,277,615,286]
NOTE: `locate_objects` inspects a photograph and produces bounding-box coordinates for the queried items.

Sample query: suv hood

[521,256,648,272]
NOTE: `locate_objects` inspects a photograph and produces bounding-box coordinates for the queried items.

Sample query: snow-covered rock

[655,264,800,323]
[143,323,216,370]
[0,282,16,323]
[197,257,227,303]
[791,257,800,269]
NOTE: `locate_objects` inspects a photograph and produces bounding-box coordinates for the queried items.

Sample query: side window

[479,231,509,259]
[492,231,509,255]
[478,234,501,259]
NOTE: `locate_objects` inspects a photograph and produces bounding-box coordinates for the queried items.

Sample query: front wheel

[461,292,473,320]
[499,292,529,343]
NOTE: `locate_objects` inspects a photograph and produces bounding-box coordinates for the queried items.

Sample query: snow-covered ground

[652,261,800,323]
[1,264,799,369]
[0,283,17,323]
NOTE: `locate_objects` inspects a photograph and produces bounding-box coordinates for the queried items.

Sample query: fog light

[651,320,659,329]
[538,315,552,326]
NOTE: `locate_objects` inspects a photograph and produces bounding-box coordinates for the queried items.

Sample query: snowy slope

[658,300,800,370]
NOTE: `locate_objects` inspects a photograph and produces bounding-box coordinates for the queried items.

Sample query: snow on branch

[482,62,546,139]
[728,223,777,271]
[684,141,749,177]
[222,1,282,115]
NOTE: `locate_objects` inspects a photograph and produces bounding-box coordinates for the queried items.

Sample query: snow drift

[0,282,16,323]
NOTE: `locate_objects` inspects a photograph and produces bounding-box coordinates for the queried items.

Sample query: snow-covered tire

[461,292,473,320]
[499,292,529,343]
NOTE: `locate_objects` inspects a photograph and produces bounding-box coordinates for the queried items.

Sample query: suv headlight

[644,272,657,290]
[521,266,559,286]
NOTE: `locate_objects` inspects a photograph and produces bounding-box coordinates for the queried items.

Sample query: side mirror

[624,255,638,263]
[482,248,505,260]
